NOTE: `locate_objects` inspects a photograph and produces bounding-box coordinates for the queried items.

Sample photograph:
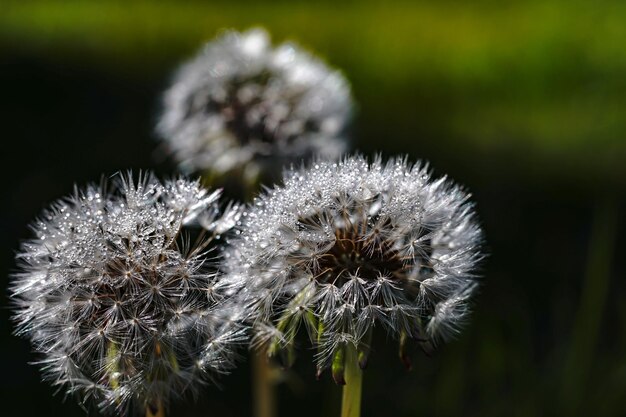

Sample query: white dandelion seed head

[10,172,244,414]
[157,28,353,180]
[223,155,483,370]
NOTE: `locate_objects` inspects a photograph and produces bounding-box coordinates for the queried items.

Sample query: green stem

[253,347,276,417]
[146,399,164,417]
[558,196,617,413]
[341,344,363,417]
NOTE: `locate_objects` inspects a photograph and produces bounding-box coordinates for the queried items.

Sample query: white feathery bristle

[10,172,245,414]
[156,28,353,179]
[223,155,483,370]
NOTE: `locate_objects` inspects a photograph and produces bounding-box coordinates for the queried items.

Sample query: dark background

[1,1,625,416]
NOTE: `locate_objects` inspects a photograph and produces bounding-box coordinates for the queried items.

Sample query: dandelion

[10,173,244,415]
[156,28,353,188]
[224,155,483,417]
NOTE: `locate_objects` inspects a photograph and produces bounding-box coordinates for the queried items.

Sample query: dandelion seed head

[224,155,483,369]
[10,173,244,414]
[157,28,353,181]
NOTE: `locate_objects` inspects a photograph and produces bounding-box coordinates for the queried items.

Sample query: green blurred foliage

[2,0,626,184]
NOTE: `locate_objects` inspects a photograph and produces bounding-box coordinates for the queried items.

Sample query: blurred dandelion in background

[224,155,483,406]
[156,28,353,190]
[10,173,244,415]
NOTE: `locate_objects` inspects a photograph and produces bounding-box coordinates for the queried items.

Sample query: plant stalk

[558,196,617,414]
[146,400,164,417]
[253,348,276,417]
[341,344,363,417]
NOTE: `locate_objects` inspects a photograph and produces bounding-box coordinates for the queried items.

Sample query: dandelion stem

[341,343,363,417]
[253,347,276,417]
[146,400,165,417]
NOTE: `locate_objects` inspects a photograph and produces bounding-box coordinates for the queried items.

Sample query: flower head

[10,173,244,414]
[224,156,483,377]
[156,28,353,184]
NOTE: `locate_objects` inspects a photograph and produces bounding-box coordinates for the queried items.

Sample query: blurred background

[1,1,625,416]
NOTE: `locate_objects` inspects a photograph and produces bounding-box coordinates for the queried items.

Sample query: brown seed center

[314,227,406,286]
